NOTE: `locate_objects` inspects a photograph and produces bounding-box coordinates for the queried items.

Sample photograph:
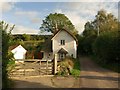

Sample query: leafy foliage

[94,10,118,33]
[83,9,119,37]
[93,31,119,64]
[40,13,78,35]
[83,21,97,37]
[70,58,80,77]
[77,34,97,55]
[0,21,15,88]
[56,57,80,77]
[77,9,119,72]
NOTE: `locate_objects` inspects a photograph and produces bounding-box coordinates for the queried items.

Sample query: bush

[70,58,80,77]
[93,32,119,64]
[70,69,80,77]
[77,35,97,55]
[56,57,80,77]
[57,57,74,76]
[7,59,15,75]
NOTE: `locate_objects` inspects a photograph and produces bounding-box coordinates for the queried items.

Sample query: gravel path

[79,56,119,89]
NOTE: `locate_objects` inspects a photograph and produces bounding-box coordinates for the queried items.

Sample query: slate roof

[41,36,52,52]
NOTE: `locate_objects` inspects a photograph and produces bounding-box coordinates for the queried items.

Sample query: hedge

[93,31,119,64]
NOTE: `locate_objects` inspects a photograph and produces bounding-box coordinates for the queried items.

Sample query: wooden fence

[9,59,54,77]
[9,54,58,77]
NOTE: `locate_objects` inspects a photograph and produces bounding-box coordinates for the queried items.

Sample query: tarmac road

[79,56,119,89]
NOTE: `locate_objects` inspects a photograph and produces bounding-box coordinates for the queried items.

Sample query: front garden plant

[56,56,80,77]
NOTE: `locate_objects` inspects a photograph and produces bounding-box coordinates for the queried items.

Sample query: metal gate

[9,59,53,77]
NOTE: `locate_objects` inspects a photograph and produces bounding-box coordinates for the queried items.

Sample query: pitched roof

[41,36,52,52]
[11,45,27,54]
[8,44,20,51]
[51,29,78,44]
[58,48,68,54]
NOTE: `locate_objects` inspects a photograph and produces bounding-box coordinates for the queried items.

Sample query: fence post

[39,60,41,75]
[24,60,25,76]
[46,59,48,75]
[54,54,58,75]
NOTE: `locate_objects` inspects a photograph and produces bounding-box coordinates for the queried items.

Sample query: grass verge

[70,58,80,77]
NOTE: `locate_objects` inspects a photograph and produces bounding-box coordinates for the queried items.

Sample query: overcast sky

[1,0,119,35]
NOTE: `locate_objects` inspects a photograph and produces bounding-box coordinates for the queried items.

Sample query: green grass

[70,58,80,77]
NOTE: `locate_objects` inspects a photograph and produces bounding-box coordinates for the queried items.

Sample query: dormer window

[61,40,65,45]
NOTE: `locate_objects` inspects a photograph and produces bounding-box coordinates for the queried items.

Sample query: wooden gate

[9,59,53,77]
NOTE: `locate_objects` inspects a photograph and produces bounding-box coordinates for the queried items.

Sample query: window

[60,40,65,45]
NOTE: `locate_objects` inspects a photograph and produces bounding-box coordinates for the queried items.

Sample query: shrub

[56,57,80,77]
[93,31,119,64]
[70,69,80,77]
[57,57,74,76]
[70,58,80,77]
[78,35,97,55]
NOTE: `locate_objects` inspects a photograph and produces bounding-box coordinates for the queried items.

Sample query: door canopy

[57,48,68,54]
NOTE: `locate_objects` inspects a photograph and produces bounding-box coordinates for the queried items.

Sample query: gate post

[54,54,58,74]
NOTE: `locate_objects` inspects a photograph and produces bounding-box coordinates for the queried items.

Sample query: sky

[0,0,119,35]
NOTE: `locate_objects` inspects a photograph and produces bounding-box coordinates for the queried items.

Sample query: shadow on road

[9,79,54,88]
[80,76,119,81]
[79,56,119,88]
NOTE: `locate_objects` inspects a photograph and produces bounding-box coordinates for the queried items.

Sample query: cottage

[11,45,27,59]
[41,29,78,60]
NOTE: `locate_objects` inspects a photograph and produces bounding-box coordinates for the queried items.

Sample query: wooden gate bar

[9,59,54,77]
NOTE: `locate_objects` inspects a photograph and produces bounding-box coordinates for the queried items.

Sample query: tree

[81,9,119,56]
[0,21,15,88]
[93,9,118,35]
[83,9,118,37]
[83,21,97,37]
[40,13,78,35]
[22,34,30,41]
[81,9,119,72]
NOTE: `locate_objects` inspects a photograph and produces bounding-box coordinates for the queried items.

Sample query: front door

[59,53,65,60]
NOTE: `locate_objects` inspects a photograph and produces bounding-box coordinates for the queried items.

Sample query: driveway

[79,56,119,89]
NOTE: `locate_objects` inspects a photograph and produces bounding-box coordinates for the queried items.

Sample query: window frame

[60,40,65,45]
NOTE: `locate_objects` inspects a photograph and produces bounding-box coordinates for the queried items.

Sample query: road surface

[79,56,119,89]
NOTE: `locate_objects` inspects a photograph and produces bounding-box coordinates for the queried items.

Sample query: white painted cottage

[11,45,27,59]
[41,29,78,60]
